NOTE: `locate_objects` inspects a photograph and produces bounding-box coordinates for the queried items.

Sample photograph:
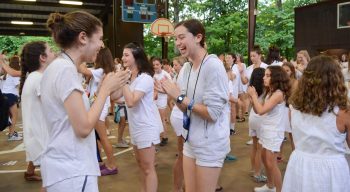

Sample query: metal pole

[161,0,169,59]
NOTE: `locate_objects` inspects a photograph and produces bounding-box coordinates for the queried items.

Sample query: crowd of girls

[0,10,349,192]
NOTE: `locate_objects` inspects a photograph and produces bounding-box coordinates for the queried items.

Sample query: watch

[176,94,186,104]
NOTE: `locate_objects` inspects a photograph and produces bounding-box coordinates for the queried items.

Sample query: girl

[152,57,171,146]
[169,56,187,192]
[248,68,267,183]
[1,56,22,141]
[282,56,350,192]
[41,11,129,191]
[19,41,55,182]
[161,19,230,192]
[79,47,118,176]
[248,66,291,192]
[122,42,161,192]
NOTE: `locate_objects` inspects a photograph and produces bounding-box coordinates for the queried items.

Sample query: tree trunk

[172,0,179,24]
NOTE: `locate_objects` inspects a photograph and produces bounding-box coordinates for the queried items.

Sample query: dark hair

[175,19,206,48]
[94,47,115,74]
[162,58,170,66]
[290,55,349,116]
[249,68,265,97]
[124,42,154,77]
[265,65,291,106]
[251,45,262,55]
[19,41,47,98]
[282,62,296,79]
[265,45,281,64]
[151,57,162,64]
[9,56,20,70]
[47,11,102,49]
[226,53,237,64]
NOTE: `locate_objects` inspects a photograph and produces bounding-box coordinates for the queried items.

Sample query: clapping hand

[161,79,181,100]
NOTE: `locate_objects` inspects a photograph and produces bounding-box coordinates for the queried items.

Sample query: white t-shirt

[40,54,100,187]
[231,65,241,97]
[87,68,110,117]
[126,73,162,144]
[1,74,20,96]
[270,60,283,66]
[245,62,268,83]
[154,70,171,100]
[21,71,48,165]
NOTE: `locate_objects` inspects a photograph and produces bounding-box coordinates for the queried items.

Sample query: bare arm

[64,89,110,138]
[122,85,145,108]
[78,63,93,77]
[248,86,284,115]
[1,62,21,77]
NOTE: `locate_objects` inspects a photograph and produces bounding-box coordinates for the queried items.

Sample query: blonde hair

[297,50,310,63]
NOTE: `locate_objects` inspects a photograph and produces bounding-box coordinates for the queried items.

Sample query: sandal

[100,167,118,176]
[24,172,42,181]
[216,186,223,192]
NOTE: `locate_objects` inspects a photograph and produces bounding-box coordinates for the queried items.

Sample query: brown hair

[94,47,115,74]
[251,45,262,55]
[175,19,206,48]
[265,65,291,106]
[9,56,20,70]
[47,11,102,49]
[282,62,296,79]
[290,55,349,116]
[19,41,47,97]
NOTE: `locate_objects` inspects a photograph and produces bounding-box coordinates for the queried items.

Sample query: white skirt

[282,150,350,192]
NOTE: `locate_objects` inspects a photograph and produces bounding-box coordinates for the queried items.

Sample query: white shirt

[40,54,99,187]
[245,62,268,82]
[171,65,186,119]
[1,74,20,96]
[21,71,48,165]
[154,70,171,100]
[270,60,283,66]
[87,68,110,113]
[127,73,161,142]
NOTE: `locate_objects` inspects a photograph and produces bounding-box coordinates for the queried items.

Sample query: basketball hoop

[151,18,174,40]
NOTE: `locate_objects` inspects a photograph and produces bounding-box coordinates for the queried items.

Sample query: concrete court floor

[0,110,295,192]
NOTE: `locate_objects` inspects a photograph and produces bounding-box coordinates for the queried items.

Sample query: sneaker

[230,129,237,135]
[159,138,168,146]
[115,141,129,148]
[253,175,267,183]
[8,133,22,141]
[254,184,276,192]
[100,167,118,176]
[246,139,253,145]
[225,154,237,161]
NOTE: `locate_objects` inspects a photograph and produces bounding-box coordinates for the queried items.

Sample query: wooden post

[248,0,258,65]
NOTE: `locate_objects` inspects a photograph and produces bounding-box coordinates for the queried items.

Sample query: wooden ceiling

[0,0,113,36]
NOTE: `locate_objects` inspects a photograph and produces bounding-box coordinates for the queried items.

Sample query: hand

[237,63,244,73]
[154,79,165,93]
[100,70,130,94]
[161,79,181,100]
[247,86,257,98]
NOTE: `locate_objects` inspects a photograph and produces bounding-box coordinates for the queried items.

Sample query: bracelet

[187,99,194,111]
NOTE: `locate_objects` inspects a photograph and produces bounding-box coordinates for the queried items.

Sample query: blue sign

[122,0,158,23]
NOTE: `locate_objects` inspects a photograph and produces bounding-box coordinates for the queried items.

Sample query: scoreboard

[122,0,158,23]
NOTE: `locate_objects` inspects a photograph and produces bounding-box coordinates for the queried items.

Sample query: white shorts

[170,114,182,137]
[118,105,126,117]
[156,95,167,109]
[99,98,111,122]
[47,176,98,192]
[249,116,261,138]
[183,142,225,168]
[131,139,160,149]
[259,129,284,152]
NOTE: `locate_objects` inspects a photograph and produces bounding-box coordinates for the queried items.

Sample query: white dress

[21,71,49,165]
[282,106,350,192]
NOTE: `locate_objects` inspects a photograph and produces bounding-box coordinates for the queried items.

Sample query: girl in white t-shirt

[19,41,56,182]
[78,47,118,176]
[169,56,187,192]
[1,56,22,141]
[248,66,291,192]
[41,11,129,192]
[152,57,172,146]
[121,42,160,192]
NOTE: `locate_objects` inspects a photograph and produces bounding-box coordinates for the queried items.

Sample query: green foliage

[0,36,57,56]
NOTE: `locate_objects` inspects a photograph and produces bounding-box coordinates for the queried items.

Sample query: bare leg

[117,116,126,143]
[173,136,184,192]
[95,121,117,169]
[196,166,222,192]
[135,145,158,192]
[183,155,196,192]
[8,104,18,134]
